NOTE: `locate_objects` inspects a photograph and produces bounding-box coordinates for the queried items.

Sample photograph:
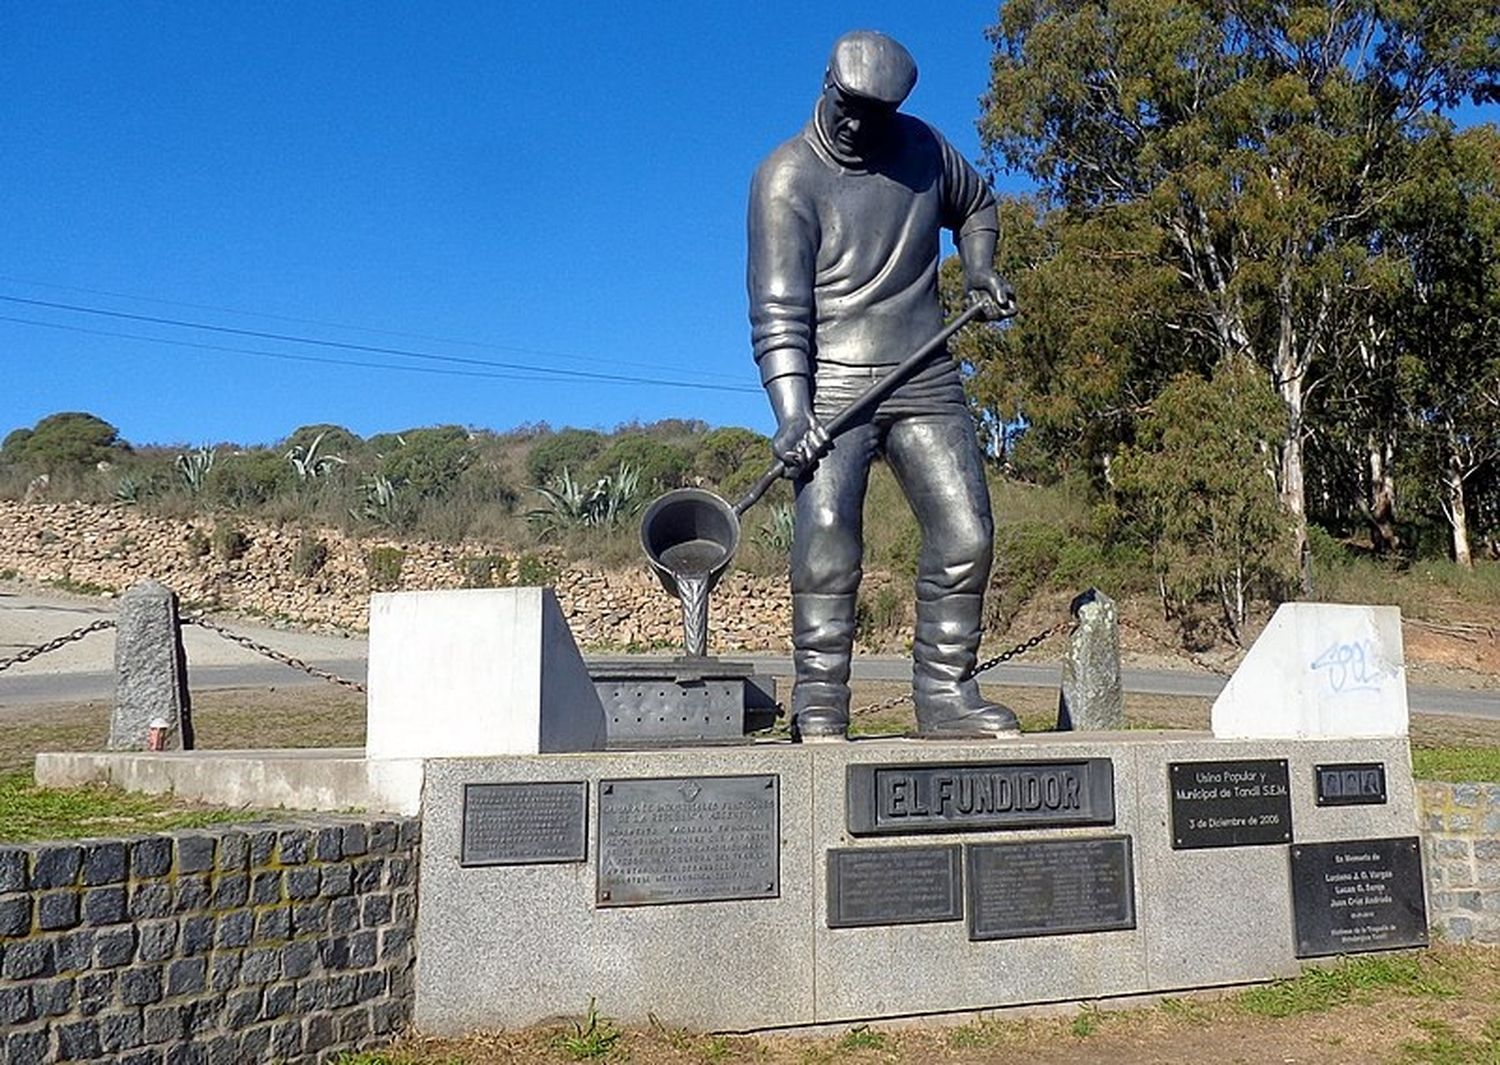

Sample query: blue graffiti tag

[1309,640,1392,694]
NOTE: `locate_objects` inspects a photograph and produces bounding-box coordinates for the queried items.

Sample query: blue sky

[3,4,1495,450]
[1,2,1015,448]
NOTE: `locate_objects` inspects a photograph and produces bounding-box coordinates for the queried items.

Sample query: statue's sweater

[747,111,996,415]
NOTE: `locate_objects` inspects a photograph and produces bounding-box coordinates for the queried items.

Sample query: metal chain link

[0,618,118,674]
[182,615,367,693]
[849,616,1075,717]
[1117,614,1232,677]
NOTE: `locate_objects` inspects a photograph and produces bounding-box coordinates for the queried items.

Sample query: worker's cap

[826,30,917,106]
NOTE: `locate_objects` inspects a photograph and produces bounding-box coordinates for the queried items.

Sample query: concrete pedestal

[414,732,1420,1032]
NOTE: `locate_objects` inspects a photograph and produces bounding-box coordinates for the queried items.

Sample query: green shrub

[184,528,210,559]
[212,523,250,561]
[855,584,907,644]
[461,554,512,588]
[588,434,692,491]
[206,449,297,508]
[1,412,126,471]
[373,426,474,500]
[515,552,559,587]
[365,547,406,590]
[292,535,330,578]
[526,428,605,486]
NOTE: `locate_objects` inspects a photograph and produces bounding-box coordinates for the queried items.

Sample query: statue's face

[818,84,895,163]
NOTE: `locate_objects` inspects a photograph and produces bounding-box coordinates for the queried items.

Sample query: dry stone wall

[1417,780,1500,943]
[0,814,419,1065]
[0,502,794,653]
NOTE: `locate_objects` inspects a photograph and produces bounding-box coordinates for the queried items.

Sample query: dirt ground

[349,947,1500,1065]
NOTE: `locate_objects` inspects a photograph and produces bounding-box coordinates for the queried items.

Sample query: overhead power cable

[0,295,760,395]
[0,273,747,382]
[0,315,571,386]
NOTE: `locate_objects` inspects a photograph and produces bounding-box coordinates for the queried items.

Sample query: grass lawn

[319,946,1499,1064]
[3,678,1498,841]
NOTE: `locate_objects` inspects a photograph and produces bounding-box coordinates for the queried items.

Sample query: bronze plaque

[826,845,962,928]
[597,774,779,906]
[845,760,1115,836]
[966,836,1135,940]
[460,782,587,866]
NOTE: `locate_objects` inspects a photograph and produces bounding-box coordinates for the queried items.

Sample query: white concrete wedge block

[1211,603,1408,739]
[366,587,606,759]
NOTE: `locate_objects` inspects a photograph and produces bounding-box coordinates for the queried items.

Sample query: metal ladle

[640,301,993,656]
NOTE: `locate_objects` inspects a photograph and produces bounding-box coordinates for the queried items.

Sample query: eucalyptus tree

[980,0,1500,586]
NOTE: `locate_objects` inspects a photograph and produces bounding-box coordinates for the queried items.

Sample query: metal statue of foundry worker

[748,30,1017,742]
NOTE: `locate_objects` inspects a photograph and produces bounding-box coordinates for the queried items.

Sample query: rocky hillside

[0,502,798,653]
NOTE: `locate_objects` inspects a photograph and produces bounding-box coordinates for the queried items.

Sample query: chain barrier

[182,615,368,694]
[1116,614,1232,678]
[849,616,1075,718]
[0,618,117,674]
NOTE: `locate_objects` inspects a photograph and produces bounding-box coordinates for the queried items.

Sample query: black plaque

[596,774,779,906]
[1315,763,1387,807]
[1169,759,1291,849]
[826,845,962,929]
[845,759,1115,836]
[460,781,587,866]
[966,836,1135,940]
[1291,837,1428,958]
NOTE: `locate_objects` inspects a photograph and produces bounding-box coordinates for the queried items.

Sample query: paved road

[4,588,1497,719]
[5,650,1498,721]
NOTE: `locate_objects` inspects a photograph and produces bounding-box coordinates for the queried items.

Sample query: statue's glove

[772,409,830,478]
[965,269,1018,322]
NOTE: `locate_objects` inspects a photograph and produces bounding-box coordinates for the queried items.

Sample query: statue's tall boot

[790,593,856,742]
[912,594,1020,737]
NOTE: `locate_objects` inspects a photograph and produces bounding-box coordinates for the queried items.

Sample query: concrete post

[109,580,194,750]
[1056,588,1124,731]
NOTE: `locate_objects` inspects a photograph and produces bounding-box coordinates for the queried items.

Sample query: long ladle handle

[730,300,992,517]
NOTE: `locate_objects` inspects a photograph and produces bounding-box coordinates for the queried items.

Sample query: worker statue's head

[815,30,917,166]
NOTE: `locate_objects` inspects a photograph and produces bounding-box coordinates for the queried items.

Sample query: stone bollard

[109,580,195,750]
[1056,588,1124,731]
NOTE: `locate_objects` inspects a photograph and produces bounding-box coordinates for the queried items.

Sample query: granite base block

[414,733,1421,1032]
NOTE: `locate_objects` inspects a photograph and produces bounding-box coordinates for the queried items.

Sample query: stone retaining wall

[0,501,796,652]
[1417,780,1500,943]
[0,815,419,1065]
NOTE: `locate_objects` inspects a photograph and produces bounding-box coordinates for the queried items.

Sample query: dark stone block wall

[1417,781,1500,943]
[0,815,418,1064]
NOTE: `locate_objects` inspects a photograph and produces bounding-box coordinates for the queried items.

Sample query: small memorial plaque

[826,845,962,929]
[1315,763,1387,807]
[966,836,1135,940]
[597,774,779,907]
[1291,837,1428,958]
[1169,759,1291,849]
[460,782,587,866]
[845,759,1115,836]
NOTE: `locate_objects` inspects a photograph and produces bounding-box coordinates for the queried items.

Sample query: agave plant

[758,502,795,553]
[175,447,215,495]
[351,474,400,526]
[114,475,143,505]
[528,463,642,533]
[286,431,347,482]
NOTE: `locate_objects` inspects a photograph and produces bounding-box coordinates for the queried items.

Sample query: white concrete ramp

[1212,603,1408,739]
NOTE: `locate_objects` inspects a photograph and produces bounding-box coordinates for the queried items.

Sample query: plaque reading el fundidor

[826,845,962,929]
[1291,837,1428,958]
[460,782,587,866]
[597,775,779,907]
[845,759,1115,836]
[1169,759,1291,849]
[966,836,1135,941]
